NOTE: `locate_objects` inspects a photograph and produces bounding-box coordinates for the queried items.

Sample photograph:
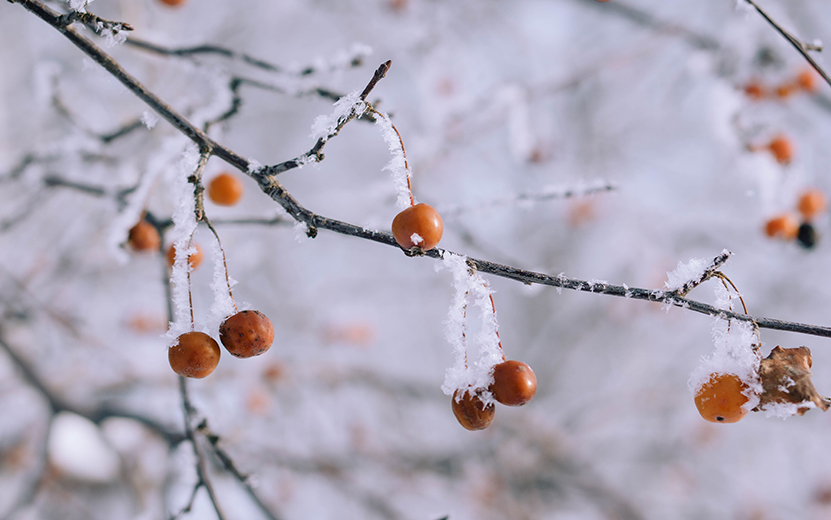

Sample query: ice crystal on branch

[309,90,366,140]
[165,145,201,346]
[436,252,502,402]
[373,111,412,210]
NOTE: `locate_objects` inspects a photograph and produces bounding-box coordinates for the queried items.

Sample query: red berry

[208,173,244,206]
[452,389,495,431]
[219,310,274,358]
[128,221,161,252]
[694,373,749,423]
[169,332,221,379]
[489,360,537,406]
[391,203,444,250]
[743,80,766,100]
[166,243,204,270]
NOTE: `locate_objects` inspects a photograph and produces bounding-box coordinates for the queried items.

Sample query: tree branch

[743,0,831,89]
[13,0,831,341]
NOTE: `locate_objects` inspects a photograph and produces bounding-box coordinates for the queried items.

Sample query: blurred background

[2,0,831,518]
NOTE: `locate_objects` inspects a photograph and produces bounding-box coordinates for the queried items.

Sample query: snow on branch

[664,250,731,296]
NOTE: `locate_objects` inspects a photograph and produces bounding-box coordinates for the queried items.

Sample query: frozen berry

[391,203,444,250]
[489,360,537,407]
[797,189,827,221]
[797,222,817,249]
[128,221,161,252]
[208,173,244,206]
[768,136,793,164]
[743,80,766,100]
[694,373,749,423]
[169,332,221,379]
[764,214,799,240]
[166,243,204,270]
[796,69,818,92]
[219,310,274,358]
[775,83,797,99]
[452,389,495,431]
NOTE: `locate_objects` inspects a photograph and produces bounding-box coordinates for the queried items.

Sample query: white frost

[205,239,238,334]
[310,90,366,140]
[664,256,710,291]
[761,400,815,420]
[374,111,413,209]
[410,232,423,245]
[69,0,93,13]
[141,111,159,130]
[436,252,503,402]
[164,145,201,346]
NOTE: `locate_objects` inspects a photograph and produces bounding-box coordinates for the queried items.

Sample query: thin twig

[14,0,830,341]
[744,0,831,89]
[670,250,732,297]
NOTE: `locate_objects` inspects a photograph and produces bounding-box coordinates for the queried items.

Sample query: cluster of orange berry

[743,68,818,101]
[168,310,275,379]
[765,188,827,249]
[452,360,537,431]
[127,172,271,379]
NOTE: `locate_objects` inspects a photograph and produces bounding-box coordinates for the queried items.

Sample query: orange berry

[128,221,161,252]
[166,243,204,270]
[764,214,799,240]
[796,69,818,92]
[391,203,444,250]
[451,389,495,431]
[797,189,827,221]
[207,173,244,206]
[743,80,766,100]
[169,332,221,379]
[219,310,274,358]
[489,360,537,407]
[158,0,186,6]
[767,136,793,164]
[694,373,749,423]
[775,83,797,99]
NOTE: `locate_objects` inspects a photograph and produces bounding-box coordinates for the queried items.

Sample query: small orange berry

[796,69,818,92]
[767,136,793,164]
[219,310,275,358]
[775,83,798,99]
[489,360,537,407]
[694,373,750,423]
[158,0,186,6]
[208,173,244,206]
[797,189,827,221]
[764,214,799,240]
[452,389,495,431]
[128,221,161,252]
[391,203,444,250]
[166,243,204,270]
[743,80,766,100]
[169,332,221,379]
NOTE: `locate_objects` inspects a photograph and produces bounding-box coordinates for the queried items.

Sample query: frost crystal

[141,111,159,130]
[410,233,423,245]
[374,111,412,209]
[69,0,93,13]
[436,252,503,401]
[310,90,366,140]
[165,145,201,346]
[205,239,238,333]
[664,256,710,291]
[100,23,128,48]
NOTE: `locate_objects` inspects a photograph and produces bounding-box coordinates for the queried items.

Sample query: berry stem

[714,272,761,350]
[204,217,237,311]
[389,122,415,206]
[489,293,505,361]
[186,234,195,329]
[462,291,469,369]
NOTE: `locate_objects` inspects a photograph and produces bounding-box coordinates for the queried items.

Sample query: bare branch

[743,0,831,90]
[668,250,732,297]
